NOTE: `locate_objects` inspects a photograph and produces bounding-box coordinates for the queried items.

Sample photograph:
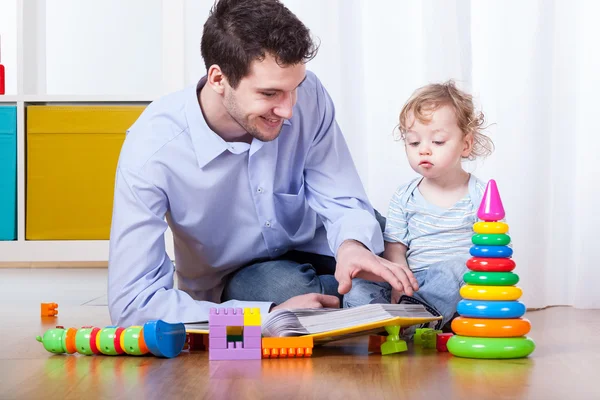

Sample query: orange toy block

[262,337,314,358]
[41,303,58,317]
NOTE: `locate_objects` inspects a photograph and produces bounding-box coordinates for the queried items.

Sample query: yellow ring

[460,284,522,301]
[474,222,509,234]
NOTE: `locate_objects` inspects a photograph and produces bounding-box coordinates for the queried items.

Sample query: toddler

[344,80,495,333]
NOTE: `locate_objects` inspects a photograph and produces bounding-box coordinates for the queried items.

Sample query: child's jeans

[343,256,470,327]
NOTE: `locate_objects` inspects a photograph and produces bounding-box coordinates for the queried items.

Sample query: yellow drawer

[26,105,146,240]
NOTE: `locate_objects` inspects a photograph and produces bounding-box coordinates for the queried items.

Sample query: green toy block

[423,330,442,349]
[418,329,442,349]
[381,326,407,355]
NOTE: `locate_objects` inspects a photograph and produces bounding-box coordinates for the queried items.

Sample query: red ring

[113,327,125,354]
[467,257,516,272]
[89,328,101,354]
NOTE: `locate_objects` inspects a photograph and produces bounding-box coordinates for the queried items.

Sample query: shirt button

[265,221,271,228]
[257,187,263,193]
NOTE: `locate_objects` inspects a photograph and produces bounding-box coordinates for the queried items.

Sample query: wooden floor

[1,269,599,399]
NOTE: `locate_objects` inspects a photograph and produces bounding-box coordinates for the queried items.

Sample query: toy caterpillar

[36,320,186,358]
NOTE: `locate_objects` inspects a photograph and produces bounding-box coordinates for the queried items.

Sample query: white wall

[0,0,17,94]
[44,0,162,96]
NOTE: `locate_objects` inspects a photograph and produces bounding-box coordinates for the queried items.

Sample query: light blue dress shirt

[107,71,384,326]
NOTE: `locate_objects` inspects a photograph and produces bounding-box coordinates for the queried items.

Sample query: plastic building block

[186,333,208,351]
[210,325,227,338]
[243,325,261,337]
[381,326,407,355]
[421,329,443,349]
[368,335,387,353]
[208,307,264,360]
[262,336,313,358]
[244,307,261,326]
[41,302,58,317]
[209,341,262,360]
[414,328,442,347]
[243,325,262,349]
[209,307,244,326]
[36,320,186,358]
[436,333,453,352]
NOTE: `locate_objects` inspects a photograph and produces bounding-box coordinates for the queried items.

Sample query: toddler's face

[403,105,472,179]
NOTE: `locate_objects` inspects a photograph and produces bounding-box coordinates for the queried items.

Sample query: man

[108,0,417,326]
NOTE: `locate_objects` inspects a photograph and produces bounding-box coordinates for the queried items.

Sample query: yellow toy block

[244,307,261,326]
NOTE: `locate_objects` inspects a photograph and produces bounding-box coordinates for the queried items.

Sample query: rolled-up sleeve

[107,165,273,326]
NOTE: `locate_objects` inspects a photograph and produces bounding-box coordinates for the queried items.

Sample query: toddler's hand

[390,262,416,303]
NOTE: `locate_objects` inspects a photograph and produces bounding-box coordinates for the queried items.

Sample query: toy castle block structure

[208,307,262,360]
[447,179,536,359]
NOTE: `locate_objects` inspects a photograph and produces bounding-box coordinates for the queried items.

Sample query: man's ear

[206,65,227,95]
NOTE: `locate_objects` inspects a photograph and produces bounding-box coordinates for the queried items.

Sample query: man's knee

[222,260,323,304]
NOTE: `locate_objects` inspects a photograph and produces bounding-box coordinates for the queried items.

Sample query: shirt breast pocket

[273,181,310,234]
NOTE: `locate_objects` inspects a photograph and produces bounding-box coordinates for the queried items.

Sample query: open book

[185,303,441,344]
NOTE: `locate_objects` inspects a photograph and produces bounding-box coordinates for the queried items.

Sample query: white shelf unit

[0,0,189,263]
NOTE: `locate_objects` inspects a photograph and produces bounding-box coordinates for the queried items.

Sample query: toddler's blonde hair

[398,80,494,160]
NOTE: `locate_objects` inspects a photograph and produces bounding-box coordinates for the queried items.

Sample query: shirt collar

[185,77,291,168]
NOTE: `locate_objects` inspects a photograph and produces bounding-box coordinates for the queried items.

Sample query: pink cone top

[478,179,505,221]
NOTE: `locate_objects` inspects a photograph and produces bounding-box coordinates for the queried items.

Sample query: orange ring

[138,327,149,355]
[65,328,78,354]
[451,317,531,337]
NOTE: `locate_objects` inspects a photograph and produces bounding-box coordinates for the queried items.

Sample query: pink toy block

[477,179,505,221]
[209,325,227,338]
[209,307,244,326]
[243,336,262,349]
[243,326,261,337]
[209,337,227,349]
[209,341,262,360]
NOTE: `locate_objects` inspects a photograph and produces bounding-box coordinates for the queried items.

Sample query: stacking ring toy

[463,271,519,286]
[451,317,531,337]
[470,245,513,258]
[467,257,516,272]
[447,335,535,359]
[473,222,508,234]
[472,233,511,246]
[457,300,526,318]
[460,285,522,301]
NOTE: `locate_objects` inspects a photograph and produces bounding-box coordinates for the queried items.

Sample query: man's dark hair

[201,0,319,88]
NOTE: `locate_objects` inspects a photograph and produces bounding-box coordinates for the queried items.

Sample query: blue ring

[470,245,513,258]
[457,300,526,318]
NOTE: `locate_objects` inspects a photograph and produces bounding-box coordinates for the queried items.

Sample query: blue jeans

[343,256,470,326]
[221,210,388,305]
[221,250,342,305]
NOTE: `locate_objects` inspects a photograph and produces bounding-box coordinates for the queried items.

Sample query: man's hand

[270,293,340,312]
[335,240,419,297]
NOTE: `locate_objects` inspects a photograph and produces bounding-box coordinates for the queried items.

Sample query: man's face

[222,54,306,142]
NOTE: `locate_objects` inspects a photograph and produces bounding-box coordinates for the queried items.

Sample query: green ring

[472,233,511,246]
[447,335,535,359]
[463,271,520,286]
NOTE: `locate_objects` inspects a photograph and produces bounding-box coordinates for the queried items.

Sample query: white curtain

[269,0,599,309]
[29,0,598,308]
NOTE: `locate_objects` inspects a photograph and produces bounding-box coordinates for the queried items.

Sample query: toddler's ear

[462,133,474,157]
